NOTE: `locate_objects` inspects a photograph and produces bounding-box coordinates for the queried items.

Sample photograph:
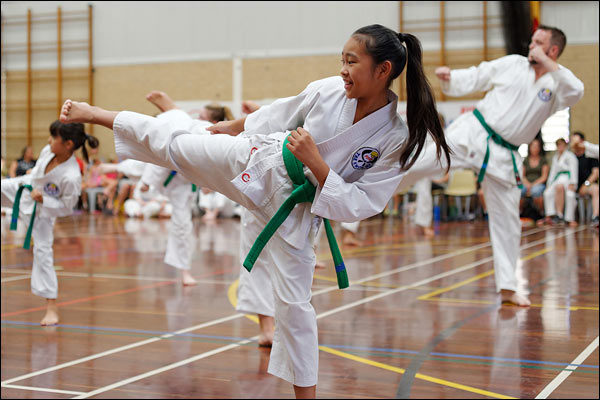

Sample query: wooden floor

[1,212,598,399]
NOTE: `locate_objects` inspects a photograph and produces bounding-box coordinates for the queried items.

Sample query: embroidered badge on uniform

[537,88,552,102]
[44,182,60,197]
[241,173,250,183]
[351,147,380,170]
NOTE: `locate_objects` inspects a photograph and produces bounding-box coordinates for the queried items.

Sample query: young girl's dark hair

[205,104,234,122]
[49,120,99,163]
[352,24,451,172]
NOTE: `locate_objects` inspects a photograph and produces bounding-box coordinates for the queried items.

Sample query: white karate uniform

[140,109,209,271]
[112,76,409,387]
[543,150,578,221]
[1,145,81,299]
[396,55,583,292]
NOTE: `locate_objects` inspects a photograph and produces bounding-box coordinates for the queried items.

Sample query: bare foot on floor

[315,261,326,269]
[342,231,361,247]
[40,303,59,326]
[182,270,197,286]
[500,290,531,307]
[60,99,94,124]
[417,225,435,238]
[146,91,177,113]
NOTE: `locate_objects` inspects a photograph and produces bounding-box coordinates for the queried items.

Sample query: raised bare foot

[258,314,274,347]
[315,261,326,269]
[146,91,177,113]
[182,270,197,286]
[500,290,531,307]
[40,302,59,326]
[60,99,94,124]
[342,231,361,247]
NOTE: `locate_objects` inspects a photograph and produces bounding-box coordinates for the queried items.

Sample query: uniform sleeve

[549,66,584,112]
[584,141,599,160]
[38,175,81,218]
[141,163,171,188]
[441,56,512,97]
[244,79,323,135]
[311,161,405,222]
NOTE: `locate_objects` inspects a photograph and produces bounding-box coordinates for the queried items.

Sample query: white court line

[0,313,243,386]
[0,274,31,283]
[1,384,85,396]
[535,336,599,399]
[66,228,578,399]
[1,226,551,388]
[72,338,256,399]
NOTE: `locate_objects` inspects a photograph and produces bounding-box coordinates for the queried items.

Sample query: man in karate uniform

[397,25,584,306]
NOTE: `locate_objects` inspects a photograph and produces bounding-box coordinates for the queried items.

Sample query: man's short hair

[573,131,585,141]
[538,25,567,57]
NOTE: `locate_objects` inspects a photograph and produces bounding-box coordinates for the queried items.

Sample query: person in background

[520,135,549,215]
[9,146,37,178]
[570,131,599,227]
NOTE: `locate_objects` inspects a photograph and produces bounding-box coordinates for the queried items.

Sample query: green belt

[243,136,349,289]
[10,184,37,250]
[473,109,523,189]
[551,170,570,184]
[163,170,197,192]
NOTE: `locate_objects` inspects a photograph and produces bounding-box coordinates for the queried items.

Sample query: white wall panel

[1,1,597,71]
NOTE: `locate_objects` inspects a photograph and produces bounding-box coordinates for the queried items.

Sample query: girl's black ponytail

[353,25,451,172]
[399,33,451,172]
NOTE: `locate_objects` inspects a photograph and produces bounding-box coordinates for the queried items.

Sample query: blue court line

[2,320,597,369]
[1,248,161,268]
[1,320,251,342]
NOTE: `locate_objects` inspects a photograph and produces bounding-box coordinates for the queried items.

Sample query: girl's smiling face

[340,36,379,100]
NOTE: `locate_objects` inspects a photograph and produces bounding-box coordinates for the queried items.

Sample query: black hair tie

[398,32,406,43]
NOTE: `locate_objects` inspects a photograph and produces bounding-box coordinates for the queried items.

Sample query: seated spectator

[81,154,118,214]
[540,138,578,226]
[571,131,599,227]
[124,180,172,219]
[520,136,549,216]
[9,146,36,178]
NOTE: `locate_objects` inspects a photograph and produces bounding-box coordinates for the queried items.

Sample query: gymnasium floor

[1,213,598,398]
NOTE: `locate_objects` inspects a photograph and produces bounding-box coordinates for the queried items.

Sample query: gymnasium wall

[2,1,598,162]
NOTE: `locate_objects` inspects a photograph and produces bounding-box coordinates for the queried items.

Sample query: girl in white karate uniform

[542,138,578,225]
[59,24,450,398]
[1,120,98,325]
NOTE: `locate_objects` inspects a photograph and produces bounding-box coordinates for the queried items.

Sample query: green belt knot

[243,136,349,289]
[473,108,523,189]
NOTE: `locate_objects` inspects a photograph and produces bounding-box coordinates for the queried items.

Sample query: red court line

[1,267,237,318]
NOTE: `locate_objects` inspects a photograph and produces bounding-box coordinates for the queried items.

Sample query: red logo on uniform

[250,147,258,155]
[242,173,250,182]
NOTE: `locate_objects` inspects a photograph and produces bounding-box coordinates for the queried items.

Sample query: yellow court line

[319,346,516,399]
[418,247,553,300]
[227,279,259,324]
[226,278,514,399]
